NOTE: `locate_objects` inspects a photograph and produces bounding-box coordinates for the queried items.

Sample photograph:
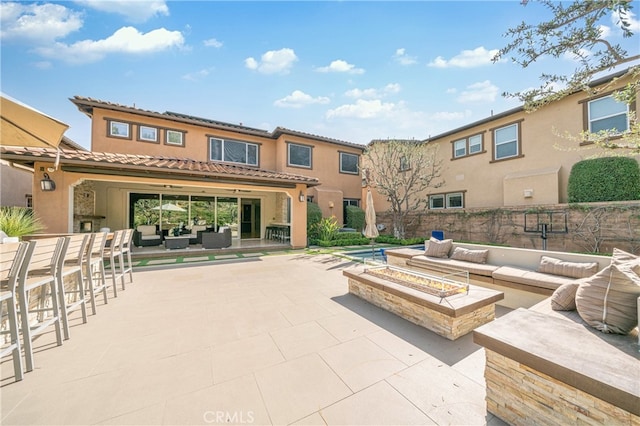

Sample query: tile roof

[0,145,320,186]
[70,96,365,151]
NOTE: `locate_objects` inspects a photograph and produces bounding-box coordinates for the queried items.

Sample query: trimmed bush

[307,202,322,240]
[345,205,365,231]
[568,157,640,203]
[374,235,425,245]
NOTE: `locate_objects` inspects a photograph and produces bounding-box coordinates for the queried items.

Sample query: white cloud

[245,48,297,74]
[613,8,640,32]
[204,38,223,48]
[182,67,215,81]
[326,99,398,119]
[428,46,499,68]
[393,48,417,65]
[35,26,185,64]
[345,83,401,99]
[0,3,83,42]
[456,80,499,103]
[74,0,169,23]
[274,90,330,108]
[429,110,471,121]
[315,59,365,74]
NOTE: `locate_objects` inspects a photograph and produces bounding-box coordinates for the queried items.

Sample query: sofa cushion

[409,255,499,277]
[450,246,489,264]
[550,282,580,311]
[492,266,574,291]
[538,256,599,279]
[575,258,640,335]
[136,225,157,236]
[140,234,161,241]
[424,237,453,258]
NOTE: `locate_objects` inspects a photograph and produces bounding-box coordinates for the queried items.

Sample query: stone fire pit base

[344,269,504,340]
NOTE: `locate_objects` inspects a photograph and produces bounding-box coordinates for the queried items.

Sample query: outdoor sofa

[132,225,162,247]
[201,227,231,249]
[386,239,640,424]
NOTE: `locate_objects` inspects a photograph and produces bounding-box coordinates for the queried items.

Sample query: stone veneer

[485,349,640,425]
[345,271,502,340]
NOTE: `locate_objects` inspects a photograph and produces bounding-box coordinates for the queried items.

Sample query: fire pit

[343,266,503,340]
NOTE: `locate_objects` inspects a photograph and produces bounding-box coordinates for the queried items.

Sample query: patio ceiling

[0,145,320,188]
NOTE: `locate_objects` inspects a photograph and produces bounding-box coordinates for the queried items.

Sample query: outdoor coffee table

[164,236,190,250]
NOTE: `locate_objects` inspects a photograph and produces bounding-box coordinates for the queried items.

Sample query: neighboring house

[1,97,364,248]
[368,69,639,212]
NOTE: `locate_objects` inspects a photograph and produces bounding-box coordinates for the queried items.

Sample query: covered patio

[0,253,508,425]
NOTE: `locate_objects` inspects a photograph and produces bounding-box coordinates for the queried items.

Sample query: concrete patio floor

[1,253,509,425]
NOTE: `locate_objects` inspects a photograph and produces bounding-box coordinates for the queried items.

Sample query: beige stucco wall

[0,161,32,207]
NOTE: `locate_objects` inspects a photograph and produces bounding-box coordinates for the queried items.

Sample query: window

[108,120,130,139]
[209,137,259,166]
[165,130,184,146]
[452,134,483,159]
[429,195,445,209]
[399,156,410,171]
[340,152,359,174]
[453,139,466,158]
[138,125,158,143]
[429,192,465,209]
[588,95,629,133]
[493,123,519,160]
[288,143,312,168]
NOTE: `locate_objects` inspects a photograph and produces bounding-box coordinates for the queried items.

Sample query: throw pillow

[450,246,489,264]
[424,237,453,258]
[550,282,580,311]
[538,256,599,279]
[575,261,640,334]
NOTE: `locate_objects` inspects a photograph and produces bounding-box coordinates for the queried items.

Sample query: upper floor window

[165,130,184,146]
[493,123,519,161]
[399,155,410,171]
[340,152,359,174]
[429,191,464,209]
[209,137,259,166]
[138,125,158,143]
[452,134,483,159]
[588,95,629,133]
[108,120,130,139]
[288,143,312,168]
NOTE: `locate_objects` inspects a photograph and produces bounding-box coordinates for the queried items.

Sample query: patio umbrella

[363,188,379,260]
[152,203,186,212]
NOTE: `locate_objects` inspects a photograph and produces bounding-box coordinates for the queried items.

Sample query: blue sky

[1,1,639,149]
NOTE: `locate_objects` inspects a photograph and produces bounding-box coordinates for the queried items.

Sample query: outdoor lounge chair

[201,227,231,249]
[133,225,162,247]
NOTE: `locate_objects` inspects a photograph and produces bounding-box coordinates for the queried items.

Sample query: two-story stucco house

[0,96,365,249]
[368,69,639,214]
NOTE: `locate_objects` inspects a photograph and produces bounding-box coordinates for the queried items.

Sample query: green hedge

[568,157,640,202]
[316,237,371,247]
[307,202,322,239]
[345,205,365,231]
[374,235,426,245]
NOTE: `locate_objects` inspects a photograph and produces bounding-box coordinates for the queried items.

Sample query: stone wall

[485,349,639,425]
[377,201,640,254]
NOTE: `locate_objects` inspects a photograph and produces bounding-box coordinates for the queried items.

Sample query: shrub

[345,205,365,231]
[568,157,640,202]
[315,217,340,242]
[0,207,44,238]
[317,237,371,247]
[307,202,322,240]
[374,234,426,245]
[333,232,363,240]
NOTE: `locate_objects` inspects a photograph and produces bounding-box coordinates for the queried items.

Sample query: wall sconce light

[299,191,306,202]
[328,201,334,208]
[40,173,56,191]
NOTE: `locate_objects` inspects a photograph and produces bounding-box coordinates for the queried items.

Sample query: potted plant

[0,207,45,243]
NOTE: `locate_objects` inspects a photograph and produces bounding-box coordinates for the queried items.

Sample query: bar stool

[120,228,134,284]
[56,234,90,340]
[103,230,125,296]
[17,238,64,372]
[0,241,28,382]
[84,232,109,315]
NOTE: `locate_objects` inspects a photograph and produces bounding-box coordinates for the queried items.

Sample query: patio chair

[120,228,134,284]
[132,225,162,247]
[84,232,109,314]
[17,237,65,372]
[103,230,125,296]
[56,234,90,340]
[201,227,232,249]
[0,241,29,382]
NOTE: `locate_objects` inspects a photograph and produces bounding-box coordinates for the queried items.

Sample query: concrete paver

[1,253,508,425]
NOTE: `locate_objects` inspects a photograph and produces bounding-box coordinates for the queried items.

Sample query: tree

[494,0,639,154]
[364,140,443,239]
